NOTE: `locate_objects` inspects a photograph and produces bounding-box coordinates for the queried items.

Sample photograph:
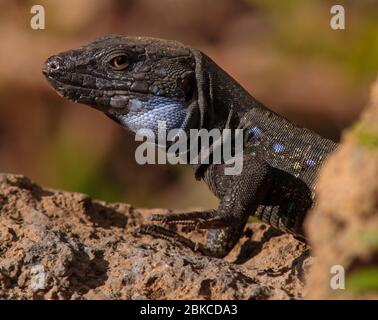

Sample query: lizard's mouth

[44,76,114,111]
[44,72,198,118]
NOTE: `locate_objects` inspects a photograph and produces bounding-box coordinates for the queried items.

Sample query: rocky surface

[306,78,378,299]
[0,174,309,299]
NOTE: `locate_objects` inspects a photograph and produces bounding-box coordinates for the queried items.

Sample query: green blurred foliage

[40,128,123,202]
[356,128,378,149]
[352,231,378,296]
[358,231,378,249]
[247,0,378,81]
[347,267,378,294]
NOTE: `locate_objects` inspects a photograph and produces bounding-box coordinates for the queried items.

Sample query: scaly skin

[43,35,337,258]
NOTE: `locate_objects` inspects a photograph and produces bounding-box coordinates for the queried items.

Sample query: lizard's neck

[204,57,268,130]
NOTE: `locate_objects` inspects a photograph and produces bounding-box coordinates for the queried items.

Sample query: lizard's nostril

[43,56,63,76]
[49,62,58,70]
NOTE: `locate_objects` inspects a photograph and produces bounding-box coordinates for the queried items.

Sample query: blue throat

[117,96,187,137]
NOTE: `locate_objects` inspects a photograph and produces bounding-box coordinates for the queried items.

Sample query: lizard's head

[43,35,209,137]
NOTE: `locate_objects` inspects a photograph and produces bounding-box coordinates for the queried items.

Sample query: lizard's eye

[109,55,129,70]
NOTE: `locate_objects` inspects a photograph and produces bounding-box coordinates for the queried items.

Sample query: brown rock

[0,174,308,299]
[306,78,378,299]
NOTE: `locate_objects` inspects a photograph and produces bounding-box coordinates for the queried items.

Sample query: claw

[137,224,211,255]
[149,211,214,227]
[196,217,234,229]
[151,211,213,221]
[149,211,234,230]
[137,224,176,240]
[150,214,197,226]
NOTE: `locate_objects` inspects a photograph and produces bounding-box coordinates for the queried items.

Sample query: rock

[0,174,308,299]
[306,77,378,299]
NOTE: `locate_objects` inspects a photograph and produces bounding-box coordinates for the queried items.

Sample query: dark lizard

[43,35,337,258]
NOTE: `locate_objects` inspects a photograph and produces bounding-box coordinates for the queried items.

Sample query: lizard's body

[43,35,337,258]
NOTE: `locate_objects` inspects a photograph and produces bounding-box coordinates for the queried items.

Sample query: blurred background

[0,0,377,209]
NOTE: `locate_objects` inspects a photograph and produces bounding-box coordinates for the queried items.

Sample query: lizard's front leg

[140,157,271,258]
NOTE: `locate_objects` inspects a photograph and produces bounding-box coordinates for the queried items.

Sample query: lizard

[43,35,338,258]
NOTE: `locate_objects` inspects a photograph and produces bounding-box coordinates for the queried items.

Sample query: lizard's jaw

[44,75,113,112]
[44,69,189,133]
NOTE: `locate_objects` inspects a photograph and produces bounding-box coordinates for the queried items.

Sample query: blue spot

[150,84,160,95]
[129,99,143,111]
[249,126,261,138]
[273,143,284,153]
[305,159,317,167]
[155,68,167,78]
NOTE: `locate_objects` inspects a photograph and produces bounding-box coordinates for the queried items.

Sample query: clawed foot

[149,210,234,229]
[136,224,211,255]
[135,211,237,256]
